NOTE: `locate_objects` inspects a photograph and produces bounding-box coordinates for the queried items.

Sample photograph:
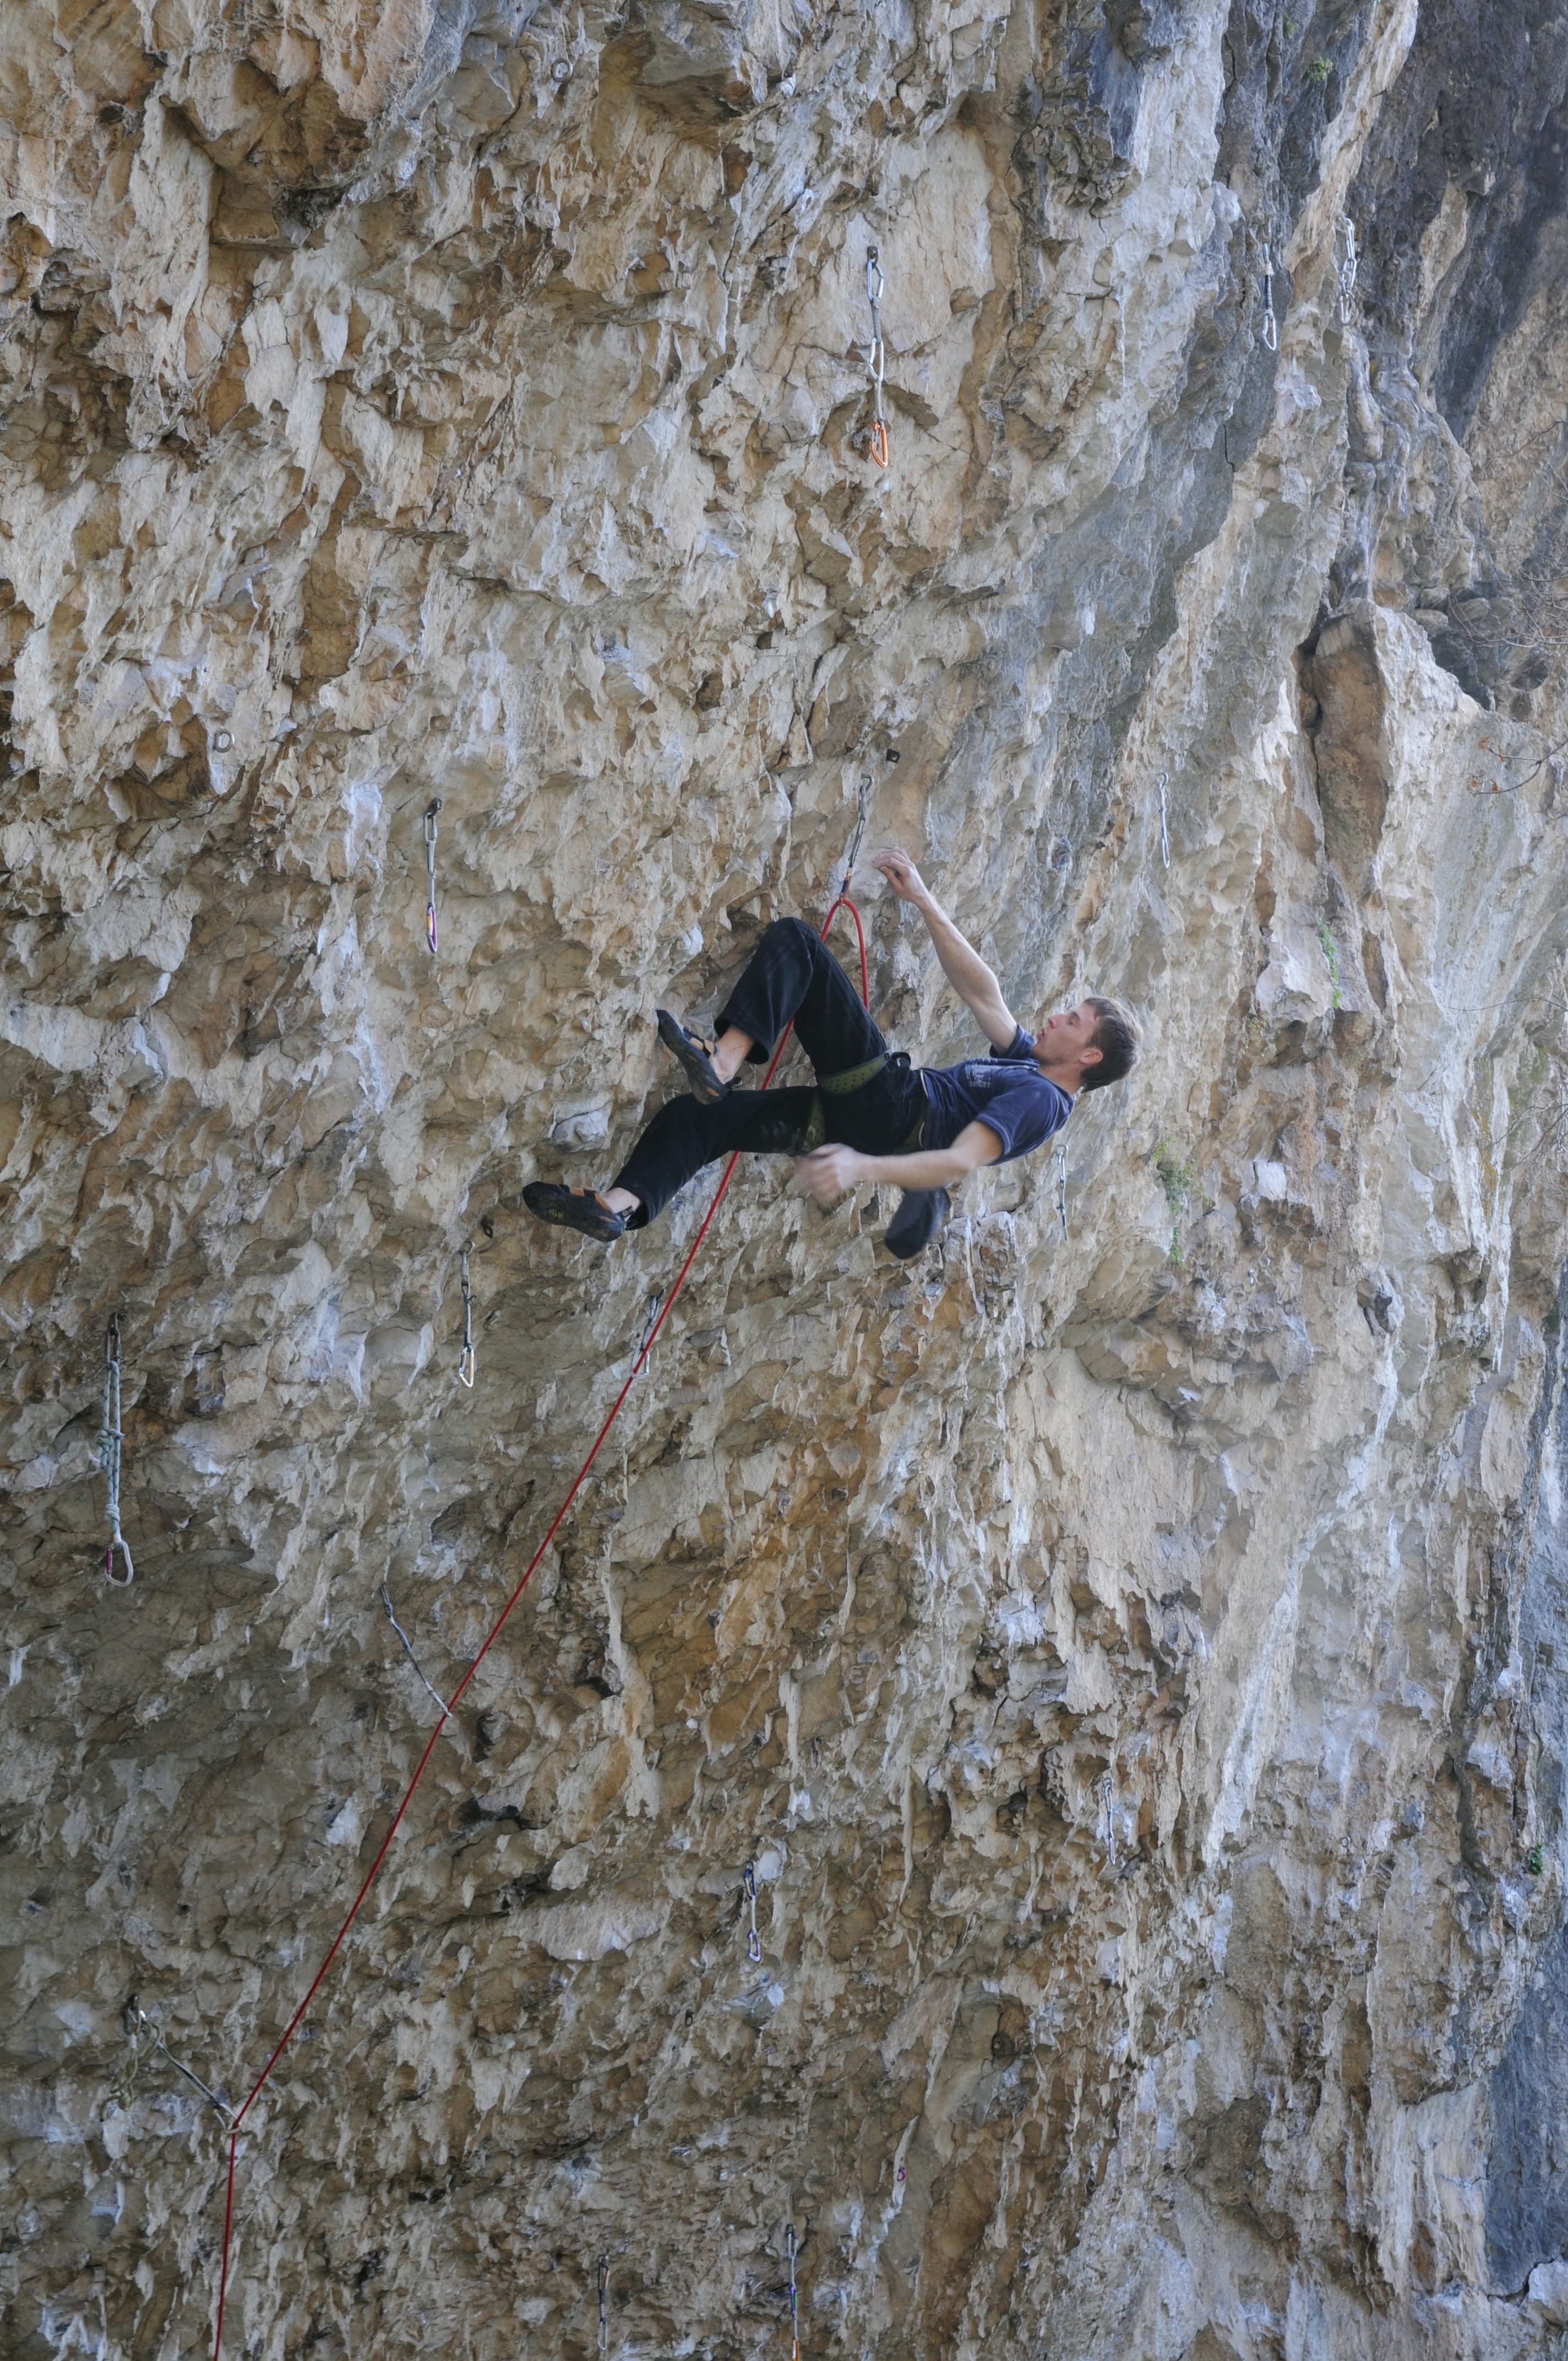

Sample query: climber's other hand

[794,1144,867,1205]
[874,847,928,904]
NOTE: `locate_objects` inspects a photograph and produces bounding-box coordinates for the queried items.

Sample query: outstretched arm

[794,1120,1002,1206]
[874,850,1020,1049]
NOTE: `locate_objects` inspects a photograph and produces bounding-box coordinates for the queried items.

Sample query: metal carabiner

[1260,246,1278,352]
[458,1245,475,1389]
[1099,1773,1118,1867]
[744,1862,762,1963]
[597,2254,609,2355]
[423,798,442,955]
[1053,1146,1068,1243]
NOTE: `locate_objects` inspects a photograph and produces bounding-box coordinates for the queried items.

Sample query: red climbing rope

[209,893,868,2359]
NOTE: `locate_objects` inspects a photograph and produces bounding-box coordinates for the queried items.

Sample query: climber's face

[1034,1002,1104,1082]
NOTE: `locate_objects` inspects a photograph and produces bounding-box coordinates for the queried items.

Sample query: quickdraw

[597,2254,609,2355]
[631,1291,663,1380]
[100,1315,133,1586]
[864,248,889,469]
[458,1246,475,1389]
[1260,246,1278,352]
[744,1861,762,1962]
[125,2004,231,2118]
[1337,219,1358,323]
[1156,771,1170,870]
[423,798,442,954]
[1099,1773,1118,1867]
[1053,1146,1068,1243]
[786,2223,801,2361]
[379,1584,450,1719]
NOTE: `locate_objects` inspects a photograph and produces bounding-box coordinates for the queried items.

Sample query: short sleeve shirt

[918,1028,1074,1163]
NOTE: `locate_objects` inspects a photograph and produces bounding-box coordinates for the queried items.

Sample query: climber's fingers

[874,847,925,901]
[793,1144,866,1206]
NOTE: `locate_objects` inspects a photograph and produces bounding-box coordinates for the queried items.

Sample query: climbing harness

[1260,247,1278,352]
[379,1584,450,1719]
[1156,771,1169,870]
[1053,1147,1068,1243]
[100,1315,133,1587]
[597,2255,610,2355]
[785,2224,801,2361]
[209,826,872,2361]
[1099,1774,1118,1867]
[423,799,442,954]
[744,1862,763,1963]
[864,249,889,470]
[458,1247,475,1389]
[1337,219,1358,323]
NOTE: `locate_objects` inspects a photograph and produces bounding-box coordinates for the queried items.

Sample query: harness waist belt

[817,1053,886,1095]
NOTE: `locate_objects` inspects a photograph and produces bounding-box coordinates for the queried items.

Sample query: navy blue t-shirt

[919,1028,1072,1163]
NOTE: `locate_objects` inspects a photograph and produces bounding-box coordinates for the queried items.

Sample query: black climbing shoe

[885,1187,950,1261]
[522,1182,629,1243]
[656,1008,732,1105]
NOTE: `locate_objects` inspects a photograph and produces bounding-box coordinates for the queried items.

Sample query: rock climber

[522,850,1142,1260]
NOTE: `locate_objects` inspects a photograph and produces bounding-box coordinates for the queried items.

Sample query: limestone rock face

[6,2,1568,2356]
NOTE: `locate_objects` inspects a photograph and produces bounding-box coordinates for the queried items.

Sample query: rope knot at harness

[100,1314,133,1586]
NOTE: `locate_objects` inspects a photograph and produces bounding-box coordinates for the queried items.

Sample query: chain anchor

[744,1862,762,1963]
[100,1314,133,1586]
[423,798,442,954]
[458,1245,475,1389]
[864,248,889,469]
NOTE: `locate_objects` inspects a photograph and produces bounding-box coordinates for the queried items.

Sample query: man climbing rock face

[523,849,1142,1261]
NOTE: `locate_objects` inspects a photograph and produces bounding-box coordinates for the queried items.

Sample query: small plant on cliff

[1307,54,1332,85]
[1317,921,1344,1010]
[1153,1141,1194,1265]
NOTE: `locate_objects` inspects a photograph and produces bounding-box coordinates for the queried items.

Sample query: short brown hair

[1080,995,1142,1091]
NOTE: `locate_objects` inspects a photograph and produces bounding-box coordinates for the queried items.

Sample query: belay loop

[1260,246,1278,352]
[865,248,889,470]
[458,1245,475,1389]
[101,1314,133,1587]
[744,1861,762,1963]
[423,798,442,955]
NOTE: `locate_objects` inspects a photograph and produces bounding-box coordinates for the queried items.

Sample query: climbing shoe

[885,1187,950,1261]
[522,1182,629,1243]
[656,1008,731,1105]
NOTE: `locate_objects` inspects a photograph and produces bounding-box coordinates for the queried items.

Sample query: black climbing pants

[613,917,925,1227]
